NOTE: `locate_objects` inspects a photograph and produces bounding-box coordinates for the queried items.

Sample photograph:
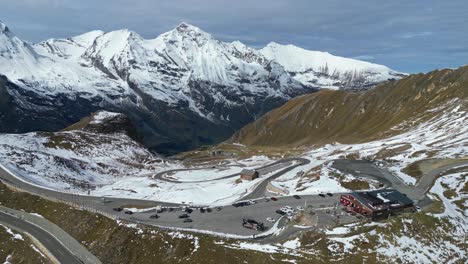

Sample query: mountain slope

[0,20,401,154]
[230,66,468,147]
[0,111,160,190]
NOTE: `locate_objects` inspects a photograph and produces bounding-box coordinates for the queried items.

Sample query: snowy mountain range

[0,21,403,153]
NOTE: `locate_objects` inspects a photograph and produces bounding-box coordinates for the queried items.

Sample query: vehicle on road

[271,197,278,201]
[242,219,265,231]
[415,205,421,211]
[326,193,333,197]
[293,195,301,199]
[266,217,275,222]
[200,208,206,213]
[183,218,193,223]
[249,200,256,204]
[168,207,174,212]
[149,214,159,219]
[185,208,193,213]
[113,207,123,212]
[206,208,212,212]
[124,211,134,215]
[319,193,326,197]
[216,207,222,211]
[178,214,189,218]
[276,209,286,215]
[296,206,304,211]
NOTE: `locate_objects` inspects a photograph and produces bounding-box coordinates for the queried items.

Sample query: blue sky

[1,0,467,73]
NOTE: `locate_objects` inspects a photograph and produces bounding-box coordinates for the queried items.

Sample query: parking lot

[110,194,349,236]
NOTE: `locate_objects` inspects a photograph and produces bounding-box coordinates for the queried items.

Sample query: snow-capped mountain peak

[260,42,404,90]
[0,21,10,34]
[0,20,404,152]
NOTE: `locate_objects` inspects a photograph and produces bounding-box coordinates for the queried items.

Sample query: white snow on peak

[260,42,403,89]
[0,21,403,118]
[0,21,9,33]
[90,111,123,124]
[35,30,104,59]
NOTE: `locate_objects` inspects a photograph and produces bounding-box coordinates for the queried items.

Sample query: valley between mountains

[0,20,466,264]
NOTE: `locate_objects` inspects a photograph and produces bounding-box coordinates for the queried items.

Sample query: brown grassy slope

[230,66,468,147]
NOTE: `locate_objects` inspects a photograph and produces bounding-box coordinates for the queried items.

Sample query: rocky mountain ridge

[0,20,402,153]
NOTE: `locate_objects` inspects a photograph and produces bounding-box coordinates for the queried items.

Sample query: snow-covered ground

[0,102,466,206]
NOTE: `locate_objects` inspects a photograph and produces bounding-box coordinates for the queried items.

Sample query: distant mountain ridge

[0,20,403,154]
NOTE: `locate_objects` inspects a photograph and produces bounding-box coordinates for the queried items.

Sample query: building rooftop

[352,189,413,210]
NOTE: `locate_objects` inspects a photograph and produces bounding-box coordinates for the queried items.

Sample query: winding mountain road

[0,211,83,264]
[331,159,468,202]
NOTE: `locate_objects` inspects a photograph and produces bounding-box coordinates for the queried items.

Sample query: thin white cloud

[400,31,433,39]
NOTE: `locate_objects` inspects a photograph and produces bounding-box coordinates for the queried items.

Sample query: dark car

[124,211,134,215]
[178,214,189,218]
[206,208,212,212]
[293,195,301,199]
[168,207,175,212]
[183,218,193,223]
[200,208,206,213]
[113,207,123,212]
[271,197,278,201]
[184,208,193,213]
[149,214,159,219]
[326,193,333,197]
[276,209,286,215]
[319,193,326,197]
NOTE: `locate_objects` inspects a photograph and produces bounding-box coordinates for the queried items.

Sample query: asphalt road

[0,211,82,264]
[0,159,319,237]
[152,158,305,184]
[331,159,468,202]
[1,157,458,238]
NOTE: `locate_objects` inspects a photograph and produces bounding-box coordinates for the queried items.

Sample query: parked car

[271,197,278,201]
[276,209,286,215]
[216,207,222,211]
[124,211,133,215]
[185,208,193,213]
[296,206,304,211]
[319,193,326,197]
[206,208,212,213]
[113,207,123,212]
[326,193,333,197]
[200,208,206,213]
[149,214,159,219]
[249,200,256,204]
[178,214,189,218]
[293,195,301,199]
[168,207,174,212]
[266,217,275,222]
[242,219,265,231]
[183,218,193,223]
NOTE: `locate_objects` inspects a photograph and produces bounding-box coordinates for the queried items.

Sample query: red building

[340,189,414,220]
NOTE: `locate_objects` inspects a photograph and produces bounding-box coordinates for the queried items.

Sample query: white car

[266,217,275,222]
[249,200,256,204]
[296,206,304,211]
[284,206,293,210]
